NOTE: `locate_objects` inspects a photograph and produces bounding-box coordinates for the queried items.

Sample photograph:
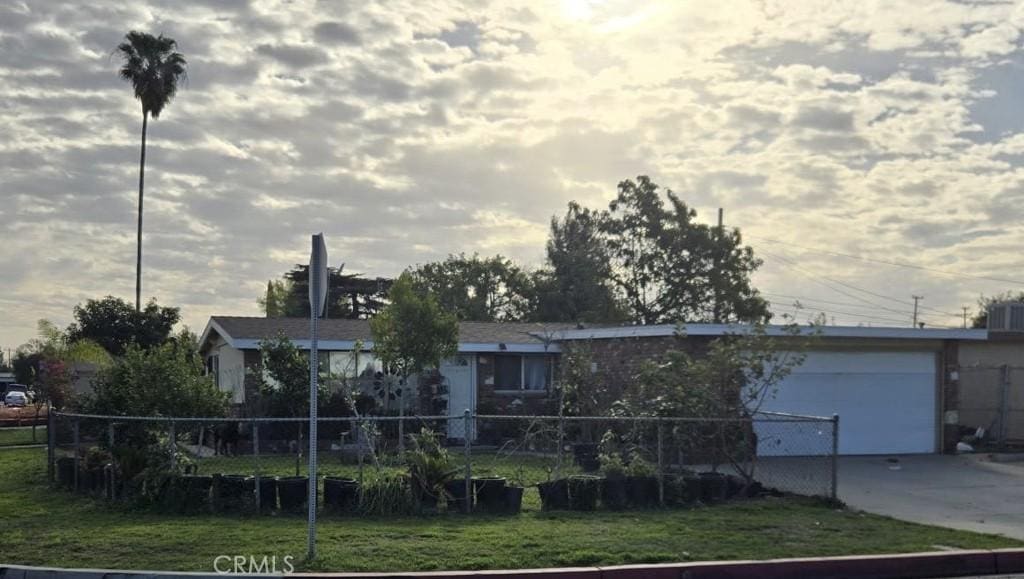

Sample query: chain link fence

[959,365,1024,448]
[48,410,837,516]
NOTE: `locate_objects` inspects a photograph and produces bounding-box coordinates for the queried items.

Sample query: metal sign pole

[307,233,327,562]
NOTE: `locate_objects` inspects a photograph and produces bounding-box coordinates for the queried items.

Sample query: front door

[442,355,476,440]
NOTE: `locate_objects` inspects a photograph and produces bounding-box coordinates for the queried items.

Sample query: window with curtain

[523,357,549,390]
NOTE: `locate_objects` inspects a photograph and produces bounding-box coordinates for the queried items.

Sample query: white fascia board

[198,319,233,352]
[548,324,989,341]
[230,339,559,354]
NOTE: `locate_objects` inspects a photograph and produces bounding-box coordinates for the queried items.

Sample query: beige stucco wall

[958,340,1024,440]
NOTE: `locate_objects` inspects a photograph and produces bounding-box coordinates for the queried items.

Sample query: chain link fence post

[72,417,80,492]
[253,422,262,512]
[463,409,472,514]
[657,420,665,507]
[47,409,56,482]
[555,412,565,479]
[831,413,840,501]
[168,419,177,471]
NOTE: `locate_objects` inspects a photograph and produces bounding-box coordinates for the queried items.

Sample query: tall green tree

[260,265,392,319]
[65,296,180,356]
[82,333,226,418]
[370,273,458,413]
[409,253,533,322]
[534,202,625,323]
[116,31,187,311]
[600,176,769,324]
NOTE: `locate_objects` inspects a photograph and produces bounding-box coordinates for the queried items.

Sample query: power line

[749,235,1024,287]
[759,248,962,319]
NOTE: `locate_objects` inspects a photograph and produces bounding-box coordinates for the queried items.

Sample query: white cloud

[2,0,1024,345]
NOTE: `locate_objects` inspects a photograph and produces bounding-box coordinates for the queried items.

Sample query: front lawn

[0,426,46,447]
[0,447,1019,572]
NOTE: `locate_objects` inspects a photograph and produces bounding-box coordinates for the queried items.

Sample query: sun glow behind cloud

[1,0,1024,343]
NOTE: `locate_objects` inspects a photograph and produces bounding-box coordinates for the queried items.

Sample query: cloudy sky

[2,0,1024,348]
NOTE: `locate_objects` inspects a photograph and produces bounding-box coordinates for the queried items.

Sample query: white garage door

[756,351,937,455]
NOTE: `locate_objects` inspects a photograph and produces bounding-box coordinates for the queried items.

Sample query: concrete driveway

[838,454,1024,540]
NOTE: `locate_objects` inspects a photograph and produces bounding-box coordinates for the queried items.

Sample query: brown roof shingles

[210,316,578,346]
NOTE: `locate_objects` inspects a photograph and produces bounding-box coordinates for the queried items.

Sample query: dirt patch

[0,405,47,427]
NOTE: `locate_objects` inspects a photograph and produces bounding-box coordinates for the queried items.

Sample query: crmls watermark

[213,555,296,574]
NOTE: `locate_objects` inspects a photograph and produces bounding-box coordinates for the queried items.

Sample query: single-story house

[198,315,988,455]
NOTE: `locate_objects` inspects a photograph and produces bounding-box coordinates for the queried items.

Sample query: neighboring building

[198,315,989,455]
[957,302,1024,444]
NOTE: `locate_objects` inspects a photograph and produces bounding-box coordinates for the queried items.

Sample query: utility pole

[962,306,969,329]
[912,295,923,328]
[713,208,724,323]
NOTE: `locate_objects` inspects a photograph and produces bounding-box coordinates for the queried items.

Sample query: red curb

[293,568,601,579]
[601,550,998,579]
[994,548,1024,574]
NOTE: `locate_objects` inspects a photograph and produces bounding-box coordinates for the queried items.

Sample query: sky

[2,0,1024,349]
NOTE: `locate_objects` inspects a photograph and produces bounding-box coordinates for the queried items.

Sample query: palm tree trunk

[135,109,148,312]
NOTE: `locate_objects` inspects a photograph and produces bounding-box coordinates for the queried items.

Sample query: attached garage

[758,351,938,455]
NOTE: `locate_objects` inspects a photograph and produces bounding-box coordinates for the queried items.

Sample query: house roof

[551,323,989,341]
[199,316,989,356]
[200,316,575,354]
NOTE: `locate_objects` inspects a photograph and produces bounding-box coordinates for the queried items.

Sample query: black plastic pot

[681,475,702,505]
[255,475,277,513]
[568,475,602,511]
[277,476,309,513]
[323,477,359,514]
[625,475,658,508]
[444,479,471,512]
[215,474,255,512]
[55,456,75,489]
[699,472,728,504]
[573,443,600,472]
[601,475,628,510]
[537,479,570,511]
[473,476,507,513]
[183,474,214,513]
[79,467,104,494]
[502,485,524,514]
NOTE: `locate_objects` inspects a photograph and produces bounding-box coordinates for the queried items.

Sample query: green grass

[0,447,1019,573]
[0,426,46,447]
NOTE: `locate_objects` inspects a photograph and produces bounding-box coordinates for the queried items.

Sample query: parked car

[4,390,28,407]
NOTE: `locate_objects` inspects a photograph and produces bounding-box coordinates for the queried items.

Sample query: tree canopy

[81,333,226,418]
[371,273,459,379]
[117,31,187,119]
[599,176,769,324]
[533,202,626,324]
[409,253,533,322]
[66,296,179,356]
[259,265,392,319]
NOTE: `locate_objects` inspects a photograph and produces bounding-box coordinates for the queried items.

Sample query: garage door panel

[756,351,937,456]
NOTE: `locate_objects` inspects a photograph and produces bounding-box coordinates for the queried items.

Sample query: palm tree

[116,31,187,311]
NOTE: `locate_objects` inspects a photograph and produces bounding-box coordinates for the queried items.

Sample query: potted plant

[444,478,471,512]
[537,477,569,511]
[472,476,507,513]
[599,452,628,510]
[55,456,76,489]
[568,475,602,511]
[405,428,458,514]
[323,476,360,514]
[624,452,658,508]
[698,471,728,504]
[500,468,526,515]
[214,474,255,513]
[255,475,278,513]
[277,475,309,513]
[359,472,414,516]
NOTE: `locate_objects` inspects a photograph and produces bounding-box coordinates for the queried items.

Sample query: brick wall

[561,335,711,402]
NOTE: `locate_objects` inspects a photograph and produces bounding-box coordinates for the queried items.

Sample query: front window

[478,354,552,392]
